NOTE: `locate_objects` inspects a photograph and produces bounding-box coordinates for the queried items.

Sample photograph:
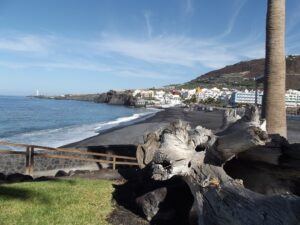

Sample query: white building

[286,89,300,107]
[135,98,146,106]
[155,90,165,98]
[196,87,222,101]
[132,89,142,97]
[219,88,233,101]
[140,90,155,99]
[230,89,300,107]
[164,94,182,106]
[180,89,196,99]
[230,91,263,105]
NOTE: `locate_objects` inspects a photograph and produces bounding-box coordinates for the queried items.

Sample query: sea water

[0,96,157,148]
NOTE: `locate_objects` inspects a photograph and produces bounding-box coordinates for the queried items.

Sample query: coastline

[63,107,225,148]
[1,106,299,176]
[0,96,156,149]
[65,107,300,149]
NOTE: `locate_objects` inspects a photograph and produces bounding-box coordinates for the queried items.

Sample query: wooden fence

[0,141,138,175]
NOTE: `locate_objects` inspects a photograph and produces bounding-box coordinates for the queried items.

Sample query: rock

[70,170,91,176]
[34,176,56,182]
[113,168,194,224]
[0,173,6,181]
[37,90,137,106]
[94,90,136,106]
[6,173,33,182]
[136,187,168,221]
[55,170,69,177]
[68,170,76,176]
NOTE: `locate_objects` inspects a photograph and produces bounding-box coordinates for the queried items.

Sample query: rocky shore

[35,90,136,106]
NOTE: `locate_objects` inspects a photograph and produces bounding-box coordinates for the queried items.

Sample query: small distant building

[132,89,142,97]
[155,90,165,98]
[170,94,182,105]
[140,90,154,99]
[135,98,146,107]
[180,89,196,99]
[196,87,222,101]
[164,94,182,106]
[230,91,263,105]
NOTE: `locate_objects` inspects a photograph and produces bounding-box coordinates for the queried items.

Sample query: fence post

[25,146,31,175]
[113,157,116,170]
[25,146,34,176]
[30,146,34,175]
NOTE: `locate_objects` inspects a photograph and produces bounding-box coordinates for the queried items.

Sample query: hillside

[181,55,300,90]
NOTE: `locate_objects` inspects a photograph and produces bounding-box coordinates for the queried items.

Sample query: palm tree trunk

[262,0,287,138]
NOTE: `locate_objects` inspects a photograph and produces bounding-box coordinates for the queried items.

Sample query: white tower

[36,89,39,96]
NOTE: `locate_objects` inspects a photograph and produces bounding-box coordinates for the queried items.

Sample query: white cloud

[144,11,153,38]
[0,35,53,53]
[215,0,248,39]
[0,30,265,81]
[185,0,194,14]
[93,33,262,69]
[0,59,176,80]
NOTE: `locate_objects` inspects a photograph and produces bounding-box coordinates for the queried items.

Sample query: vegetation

[177,55,300,91]
[0,179,113,225]
[178,76,259,90]
[183,94,197,104]
[199,97,226,107]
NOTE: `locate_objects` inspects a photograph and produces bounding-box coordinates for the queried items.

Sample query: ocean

[0,96,157,148]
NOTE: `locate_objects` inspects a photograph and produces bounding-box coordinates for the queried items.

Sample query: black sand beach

[66,107,300,149]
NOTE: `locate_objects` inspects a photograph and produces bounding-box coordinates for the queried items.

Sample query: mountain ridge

[181,55,300,90]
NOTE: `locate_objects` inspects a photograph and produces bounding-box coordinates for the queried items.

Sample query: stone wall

[0,150,100,176]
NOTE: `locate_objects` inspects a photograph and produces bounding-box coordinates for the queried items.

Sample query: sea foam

[1,109,159,150]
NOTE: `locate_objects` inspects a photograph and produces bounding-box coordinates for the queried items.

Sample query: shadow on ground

[109,168,194,225]
[0,185,51,204]
[87,145,137,157]
[0,176,77,205]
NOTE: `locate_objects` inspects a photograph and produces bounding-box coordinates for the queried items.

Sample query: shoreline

[1,107,299,176]
[1,96,157,149]
[64,107,225,148]
[65,107,300,149]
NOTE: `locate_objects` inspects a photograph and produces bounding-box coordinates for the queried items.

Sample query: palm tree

[262,0,287,138]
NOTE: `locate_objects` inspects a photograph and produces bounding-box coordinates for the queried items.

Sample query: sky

[0,0,300,95]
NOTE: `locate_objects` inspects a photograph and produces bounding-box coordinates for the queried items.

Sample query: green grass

[0,179,114,225]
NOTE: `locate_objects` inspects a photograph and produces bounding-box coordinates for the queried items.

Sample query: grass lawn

[0,179,114,225]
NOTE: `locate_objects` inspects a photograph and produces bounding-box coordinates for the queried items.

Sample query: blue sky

[0,0,300,95]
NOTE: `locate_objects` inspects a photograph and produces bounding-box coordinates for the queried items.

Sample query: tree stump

[137,106,300,225]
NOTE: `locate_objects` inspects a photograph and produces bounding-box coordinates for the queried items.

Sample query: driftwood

[137,106,300,225]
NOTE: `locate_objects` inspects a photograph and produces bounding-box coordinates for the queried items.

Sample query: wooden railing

[0,141,138,175]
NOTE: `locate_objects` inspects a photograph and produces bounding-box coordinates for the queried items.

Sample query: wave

[0,109,160,150]
[95,109,160,132]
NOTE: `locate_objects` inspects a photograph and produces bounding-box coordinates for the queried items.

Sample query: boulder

[0,173,6,181]
[6,173,33,182]
[55,170,69,177]
[136,187,168,221]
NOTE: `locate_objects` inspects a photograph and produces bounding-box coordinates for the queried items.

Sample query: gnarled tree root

[136,106,300,225]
